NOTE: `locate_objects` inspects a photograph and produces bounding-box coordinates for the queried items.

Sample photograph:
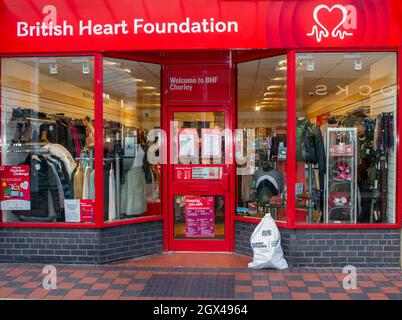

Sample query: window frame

[234,48,402,230]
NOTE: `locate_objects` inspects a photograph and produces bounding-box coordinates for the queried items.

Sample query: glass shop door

[167,107,232,251]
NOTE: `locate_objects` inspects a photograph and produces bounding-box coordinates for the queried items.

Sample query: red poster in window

[185,196,215,238]
[80,199,95,223]
[201,128,222,158]
[0,165,30,210]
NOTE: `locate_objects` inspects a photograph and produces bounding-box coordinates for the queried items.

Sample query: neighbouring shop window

[1,57,95,223]
[296,52,397,224]
[103,58,161,222]
[236,55,288,221]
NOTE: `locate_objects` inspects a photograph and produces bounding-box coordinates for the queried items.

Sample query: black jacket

[13,154,62,222]
[296,119,326,190]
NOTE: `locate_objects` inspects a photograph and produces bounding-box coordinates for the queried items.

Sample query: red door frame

[165,105,233,251]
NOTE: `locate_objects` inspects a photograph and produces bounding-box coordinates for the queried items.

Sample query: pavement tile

[380,287,401,294]
[359,281,377,288]
[235,285,252,293]
[235,292,253,299]
[329,293,350,300]
[321,281,341,288]
[291,292,312,300]
[0,287,17,299]
[384,293,402,300]
[63,289,88,300]
[79,277,99,284]
[310,293,330,300]
[287,281,306,287]
[100,289,124,300]
[253,286,270,293]
[367,293,390,300]
[307,286,326,294]
[21,282,41,289]
[252,280,269,286]
[26,288,50,300]
[270,286,289,293]
[126,283,145,291]
[235,273,251,281]
[253,292,272,300]
[272,292,292,300]
[91,283,111,290]
[113,278,132,285]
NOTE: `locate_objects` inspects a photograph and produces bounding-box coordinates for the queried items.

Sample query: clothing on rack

[46,143,76,176]
[121,167,147,216]
[296,118,326,191]
[108,166,116,221]
[12,153,62,222]
[82,164,92,199]
[89,169,95,200]
[73,164,84,199]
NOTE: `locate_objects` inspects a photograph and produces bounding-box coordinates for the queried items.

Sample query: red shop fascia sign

[0,0,401,53]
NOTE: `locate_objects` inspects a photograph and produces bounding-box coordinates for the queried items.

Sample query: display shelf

[324,128,357,224]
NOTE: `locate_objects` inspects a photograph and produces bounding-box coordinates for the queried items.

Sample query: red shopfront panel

[0,0,400,54]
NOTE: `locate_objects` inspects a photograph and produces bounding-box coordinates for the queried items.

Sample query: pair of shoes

[332,165,352,181]
[333,171,352,182]
[11,121,33,143]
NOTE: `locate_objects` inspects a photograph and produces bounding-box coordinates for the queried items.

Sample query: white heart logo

[20,181,29,190]
[307,4,353,42]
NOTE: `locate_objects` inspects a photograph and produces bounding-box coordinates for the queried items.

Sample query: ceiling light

[306,59,315,72]
[140,86,156,90]
[266,85,282,90]
[354,59,363,71]
[255,106,260,111]
[82,61,90,74]
[271,77,285,81]
[278,59,287,66]
[49,63,58,75]
[123,68,131,73]
[275,66,287,71]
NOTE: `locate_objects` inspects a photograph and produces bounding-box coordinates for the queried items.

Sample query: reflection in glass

[236,55,288,222]
[1,57,95,223]
[296,52,397,224]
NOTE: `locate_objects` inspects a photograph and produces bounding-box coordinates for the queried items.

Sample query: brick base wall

[235,221,401,268]
[0,221,163,264]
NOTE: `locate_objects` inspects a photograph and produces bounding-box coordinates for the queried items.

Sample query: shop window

[295,52,397,224]
[103,58,161,222]
[1,57,95,223]
[236,55,288,222]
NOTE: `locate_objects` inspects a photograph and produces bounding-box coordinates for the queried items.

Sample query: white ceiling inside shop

[17,56,161,110]
[237,55,287,112]
[296,53,391,109]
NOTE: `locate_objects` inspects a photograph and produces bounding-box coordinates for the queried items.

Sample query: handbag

[329,191,350,206]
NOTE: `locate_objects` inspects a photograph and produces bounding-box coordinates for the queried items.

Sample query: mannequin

[254,160,284,205]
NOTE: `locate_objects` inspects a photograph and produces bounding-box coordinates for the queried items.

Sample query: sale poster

[0,165,30,210]
[178,128,198,158]
[185,196,215,238]
[201,128,222,157]
[80,199,95,223]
